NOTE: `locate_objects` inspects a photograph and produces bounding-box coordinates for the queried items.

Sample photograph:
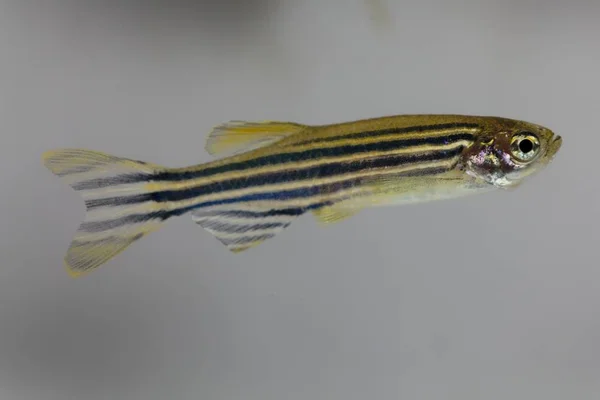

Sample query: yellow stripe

[282,127,479,151]
[145,138,473,193]
[164,156,461,212]
[174,125,479,174]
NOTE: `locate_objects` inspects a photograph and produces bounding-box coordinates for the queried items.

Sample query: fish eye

[510,132,540,162]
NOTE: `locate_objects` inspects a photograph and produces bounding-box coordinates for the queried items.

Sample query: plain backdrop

[1,0,599,399]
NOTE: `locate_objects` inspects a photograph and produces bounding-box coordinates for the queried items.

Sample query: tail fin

[42,149,172,278]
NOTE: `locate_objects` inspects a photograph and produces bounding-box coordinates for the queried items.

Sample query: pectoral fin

[312,204,363,225]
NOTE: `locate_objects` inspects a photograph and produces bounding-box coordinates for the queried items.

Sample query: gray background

[1,0,599,399]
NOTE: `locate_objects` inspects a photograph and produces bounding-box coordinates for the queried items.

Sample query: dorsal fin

[205,120,307,157]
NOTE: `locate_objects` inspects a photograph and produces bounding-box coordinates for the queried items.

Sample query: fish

[42,114,562,278]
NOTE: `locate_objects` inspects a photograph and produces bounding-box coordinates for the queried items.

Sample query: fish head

[460,118,562,188]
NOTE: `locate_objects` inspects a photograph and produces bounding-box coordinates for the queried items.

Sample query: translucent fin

[205,120,307,156]
[190,206,305,252]
[42,148,173,277]
[312,204,363,225]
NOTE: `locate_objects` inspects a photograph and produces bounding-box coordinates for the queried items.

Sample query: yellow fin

[310,176,408,225]
[205,120,307,156]
[340,170,486,209]
[312,204,363,225]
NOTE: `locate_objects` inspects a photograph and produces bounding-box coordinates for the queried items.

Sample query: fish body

[42,114,562,277]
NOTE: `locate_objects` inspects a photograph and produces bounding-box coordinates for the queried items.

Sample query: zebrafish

[42,114,562,277]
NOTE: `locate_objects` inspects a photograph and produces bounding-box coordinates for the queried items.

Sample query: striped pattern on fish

[42,114,562,277]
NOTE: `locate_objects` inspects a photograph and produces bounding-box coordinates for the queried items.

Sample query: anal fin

[191,206,305,252]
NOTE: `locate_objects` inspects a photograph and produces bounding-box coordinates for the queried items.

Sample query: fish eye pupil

[510,133,540,162]
[519,139,533,153]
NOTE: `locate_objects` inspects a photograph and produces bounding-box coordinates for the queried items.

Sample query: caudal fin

[42,149,172,278]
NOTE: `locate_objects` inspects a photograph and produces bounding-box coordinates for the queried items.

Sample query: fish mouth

[553,134,562,144]
[545,134,562,161]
